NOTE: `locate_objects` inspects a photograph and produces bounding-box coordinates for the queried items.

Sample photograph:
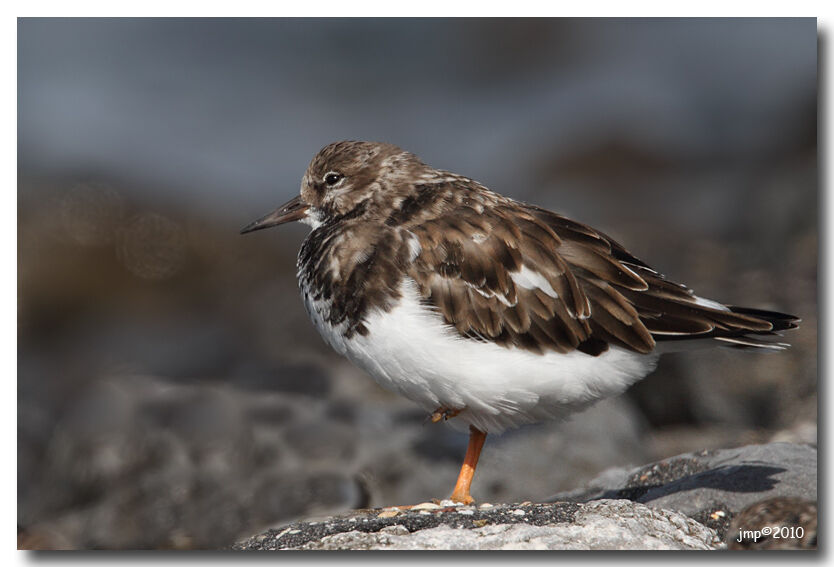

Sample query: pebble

[378,509,400,519]
[379,525,409,536]
[479,503,493,509]
[411,502,441,511]
[274,527,293,539]
[512,509,526,516]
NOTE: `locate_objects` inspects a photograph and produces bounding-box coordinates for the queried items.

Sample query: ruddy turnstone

[241,141,799,505]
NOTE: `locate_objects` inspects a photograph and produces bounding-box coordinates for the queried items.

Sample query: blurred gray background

[18,18,816,549]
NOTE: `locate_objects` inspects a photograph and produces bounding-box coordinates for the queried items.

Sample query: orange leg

[450,426,487,505]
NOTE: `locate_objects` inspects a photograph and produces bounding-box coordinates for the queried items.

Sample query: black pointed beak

[240,195,310,234]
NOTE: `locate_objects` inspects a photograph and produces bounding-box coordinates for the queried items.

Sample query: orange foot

[378,426,487,508]
[430,407,462,423]
[449,426,487,505]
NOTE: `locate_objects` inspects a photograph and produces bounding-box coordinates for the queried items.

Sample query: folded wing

[403,189,798,356]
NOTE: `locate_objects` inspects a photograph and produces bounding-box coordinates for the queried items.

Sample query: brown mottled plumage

[252,140,799,355]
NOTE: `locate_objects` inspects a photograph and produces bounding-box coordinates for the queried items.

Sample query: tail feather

[714,336,791,351]
[651,304,800,352]
[726,306,801,332]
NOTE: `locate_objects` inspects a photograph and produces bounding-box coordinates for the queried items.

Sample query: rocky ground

[233,442,816,551]
[238,500,719,551]
[16,186,816,548]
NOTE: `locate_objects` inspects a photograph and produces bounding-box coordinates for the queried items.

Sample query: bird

[241,141,799,506]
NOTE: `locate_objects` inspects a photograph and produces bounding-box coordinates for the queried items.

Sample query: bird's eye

[324,172,343,186]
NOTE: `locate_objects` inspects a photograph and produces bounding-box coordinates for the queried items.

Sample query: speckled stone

[235,499,719,550]
[549,442,817,539]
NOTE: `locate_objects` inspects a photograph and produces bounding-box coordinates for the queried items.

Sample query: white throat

[299,207,325,229]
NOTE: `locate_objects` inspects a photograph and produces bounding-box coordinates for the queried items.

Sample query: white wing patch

[510,265,559,299]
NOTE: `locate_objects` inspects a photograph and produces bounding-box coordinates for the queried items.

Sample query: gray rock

[233,441,814,551]
[19,374,366,549]
[239,500,718,550]
[549,442,817,537]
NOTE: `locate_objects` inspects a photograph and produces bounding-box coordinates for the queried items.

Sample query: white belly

[302,277,658,433]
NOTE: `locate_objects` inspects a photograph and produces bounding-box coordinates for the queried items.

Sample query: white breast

[301,277,658,434]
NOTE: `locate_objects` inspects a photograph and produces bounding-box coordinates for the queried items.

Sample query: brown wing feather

[537,209,799,349]
[398,184,797,356]
[404,191,647,354]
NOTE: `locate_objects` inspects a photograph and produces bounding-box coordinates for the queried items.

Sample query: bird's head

[241,141,425,234]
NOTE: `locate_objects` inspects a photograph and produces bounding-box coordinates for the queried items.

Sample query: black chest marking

[298,222,410,338]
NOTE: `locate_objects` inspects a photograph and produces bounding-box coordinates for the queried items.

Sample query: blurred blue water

[18,18,815,220]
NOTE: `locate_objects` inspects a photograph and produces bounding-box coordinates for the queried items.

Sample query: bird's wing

[403,194,793,356]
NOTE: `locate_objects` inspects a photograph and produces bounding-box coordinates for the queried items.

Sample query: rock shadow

[603,464,787,502]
